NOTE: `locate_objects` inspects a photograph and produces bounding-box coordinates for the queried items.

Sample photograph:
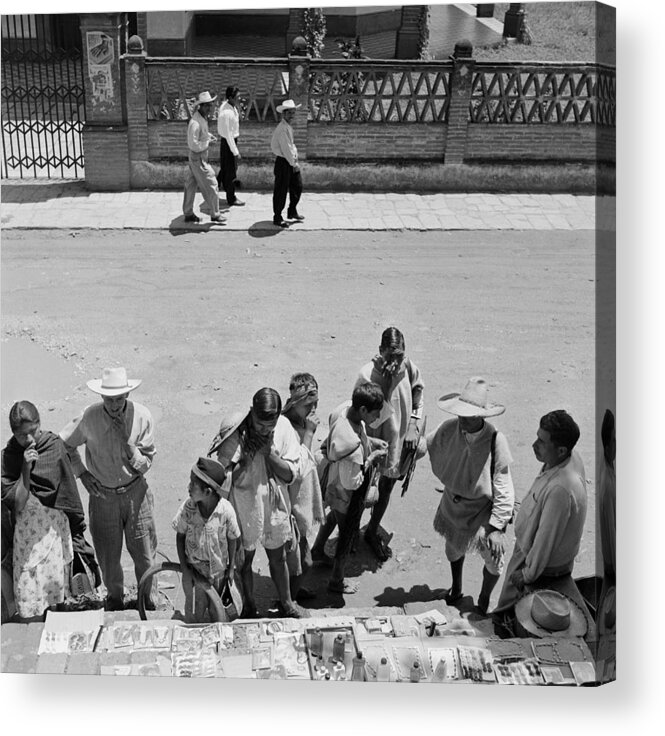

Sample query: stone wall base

[130,160,615,195]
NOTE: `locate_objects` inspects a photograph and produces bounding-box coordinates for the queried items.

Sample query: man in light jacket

[182,91,225,224]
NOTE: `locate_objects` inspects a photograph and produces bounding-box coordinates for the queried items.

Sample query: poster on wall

[86,31,115,102]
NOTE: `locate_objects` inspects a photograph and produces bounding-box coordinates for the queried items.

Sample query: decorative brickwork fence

[79,23,615,190]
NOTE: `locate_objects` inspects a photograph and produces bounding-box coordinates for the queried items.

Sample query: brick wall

[92,43,615,190]
[466,125,615,163]
[147,121,275,161]
[83,125,130,190]
[307,123,446,161]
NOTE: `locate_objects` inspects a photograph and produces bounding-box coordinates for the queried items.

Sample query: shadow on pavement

[374,584,450,608]
[168,215,226,236]
[248,220,287,237]
[1,180,89,203]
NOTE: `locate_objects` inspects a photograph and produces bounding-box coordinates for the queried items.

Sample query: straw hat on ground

[515,589,588,638]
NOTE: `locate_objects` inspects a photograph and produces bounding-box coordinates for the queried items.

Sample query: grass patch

[474,3,615,63]
[131,159,614,195]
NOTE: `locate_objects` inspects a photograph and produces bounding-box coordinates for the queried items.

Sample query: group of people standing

[2,326,601,628]
[183,87,303,229]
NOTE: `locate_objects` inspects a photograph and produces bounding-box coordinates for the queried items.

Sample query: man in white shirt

[182,91,225,224]
[270,99,304,228]
[216,86,244,207]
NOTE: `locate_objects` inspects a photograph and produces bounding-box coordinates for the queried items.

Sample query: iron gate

[1,14,85,178]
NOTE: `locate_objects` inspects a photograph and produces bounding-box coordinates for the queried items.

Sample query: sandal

[364,531,391,562]
[281,603,311,619]
[327,579,359,595]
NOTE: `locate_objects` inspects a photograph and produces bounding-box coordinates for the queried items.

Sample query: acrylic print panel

[1,0,614,705]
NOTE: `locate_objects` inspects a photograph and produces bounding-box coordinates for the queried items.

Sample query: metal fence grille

[1,14,85,178]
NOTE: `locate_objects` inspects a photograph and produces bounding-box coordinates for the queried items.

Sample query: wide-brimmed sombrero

[437,376,505,418]
[515,589,588,638]
[87,367,141,396]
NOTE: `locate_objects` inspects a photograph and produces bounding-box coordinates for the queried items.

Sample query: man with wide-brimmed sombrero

[427,377,515,615]
[182,90,226,225]
[270,99,304,228]
[59,367,157,611]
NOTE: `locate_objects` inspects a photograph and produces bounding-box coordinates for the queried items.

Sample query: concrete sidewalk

[1,181,606,231]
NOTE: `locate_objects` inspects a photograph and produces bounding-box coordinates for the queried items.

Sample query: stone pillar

[288,42,310,160]
[80,12,129,190]
[445,40,475,165]
[503,3,525,38]
[396,4,424,59]
[286,8,306,56]
[123,35,148,188]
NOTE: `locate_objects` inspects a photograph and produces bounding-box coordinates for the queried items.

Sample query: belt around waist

[100,475,142,495]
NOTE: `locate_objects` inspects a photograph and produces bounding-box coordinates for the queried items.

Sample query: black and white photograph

[0,0,652,731]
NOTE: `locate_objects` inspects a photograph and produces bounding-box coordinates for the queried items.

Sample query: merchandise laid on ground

[1,603,614,685]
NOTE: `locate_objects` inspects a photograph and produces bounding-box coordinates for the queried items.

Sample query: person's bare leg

[266,544,296,611]
[311,512,336,563]
[477,567,500,615]
[240,548,257,616]
[446,556,465,603]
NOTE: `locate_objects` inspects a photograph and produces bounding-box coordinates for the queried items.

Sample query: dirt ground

[1,228,600,614]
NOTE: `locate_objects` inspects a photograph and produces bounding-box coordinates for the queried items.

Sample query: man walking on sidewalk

[182,91,225,224]
[271,99,304,228]
[60,366,157,611]
[216,86,244,207]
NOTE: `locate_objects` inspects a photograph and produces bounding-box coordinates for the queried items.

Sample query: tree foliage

[302,8,327,58]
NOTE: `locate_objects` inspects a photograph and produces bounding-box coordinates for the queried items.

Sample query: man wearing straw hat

[60,367,157,611]
[427,377,515,615]
[182,90,226,225]
[270,98,304,228]
[495,409,587,615]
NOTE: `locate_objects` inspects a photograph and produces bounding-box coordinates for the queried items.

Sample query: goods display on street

[2,605,613,685]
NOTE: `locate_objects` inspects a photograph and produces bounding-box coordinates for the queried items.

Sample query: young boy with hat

[173,457,240,623]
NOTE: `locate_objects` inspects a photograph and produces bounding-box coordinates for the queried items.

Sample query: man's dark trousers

[273,155,302,221]
[217,138,238,205]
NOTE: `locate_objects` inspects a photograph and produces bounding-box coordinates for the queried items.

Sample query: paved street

[1,181,606,231]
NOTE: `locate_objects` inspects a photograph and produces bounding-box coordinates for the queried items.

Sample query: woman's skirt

[13,493,73,618]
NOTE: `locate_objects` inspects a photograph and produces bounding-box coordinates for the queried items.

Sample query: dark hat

[191,456,226,494]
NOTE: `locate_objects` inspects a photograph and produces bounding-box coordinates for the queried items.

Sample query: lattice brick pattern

[145,61,289,122]
[469,64,616,126]
[308,62,451,123]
